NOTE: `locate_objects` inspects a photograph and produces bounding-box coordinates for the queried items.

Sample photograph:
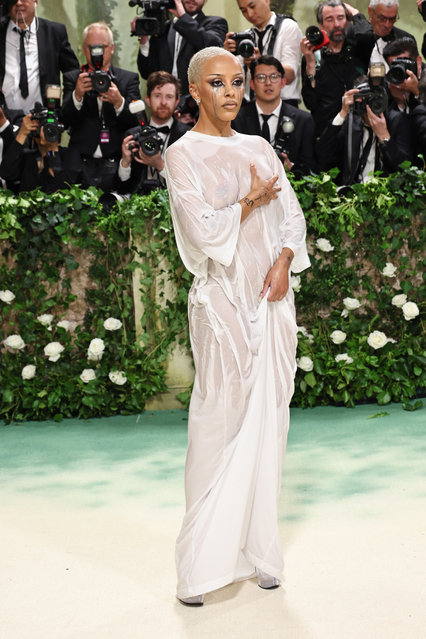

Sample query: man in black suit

[346,0,416,72]
[133,0,227,95]
[233,56,317,177]
[115,70,190,195]
[61,22,141,191]
[316,77,415,185]
[0,0,79,111]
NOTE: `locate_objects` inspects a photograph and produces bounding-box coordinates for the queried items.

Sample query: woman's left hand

[260,249,294,302]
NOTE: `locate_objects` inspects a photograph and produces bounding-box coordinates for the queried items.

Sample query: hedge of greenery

[0,164,424,423]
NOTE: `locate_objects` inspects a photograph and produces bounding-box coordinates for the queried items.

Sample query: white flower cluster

[391,294,419,320]
[87,338,105,361]
[290,275,301,292]
[381,262,397,278]
[315,238,334,252]
[297,356,314,372]
[44,341,64,362]
[0,289,15,304]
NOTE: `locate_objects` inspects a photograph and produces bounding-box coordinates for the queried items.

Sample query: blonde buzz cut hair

[83,22,114,46]
[188,46,242,85]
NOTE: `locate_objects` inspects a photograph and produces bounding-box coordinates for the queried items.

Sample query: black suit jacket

[411,103,426,161]
[61,65,141,159]
[137,12,228,94]
[115,119,191,194]
[232,101,317,176]
[0,17,79,102]
[316,109,415,185]
[346,15,416,74]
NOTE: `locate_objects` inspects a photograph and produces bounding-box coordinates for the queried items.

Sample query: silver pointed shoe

[256,568,280,590]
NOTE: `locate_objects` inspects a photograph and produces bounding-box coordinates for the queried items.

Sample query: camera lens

[238,39,255,58]
[305,26,324,47]
[141,138,161,156]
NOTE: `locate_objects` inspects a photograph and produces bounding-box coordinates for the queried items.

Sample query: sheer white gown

[165,130,310,599]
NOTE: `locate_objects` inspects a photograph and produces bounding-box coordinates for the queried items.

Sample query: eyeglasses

[254,73,282,83]
[373,11,398,24]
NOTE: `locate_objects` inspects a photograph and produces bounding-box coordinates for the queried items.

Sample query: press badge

[100,127,110,144]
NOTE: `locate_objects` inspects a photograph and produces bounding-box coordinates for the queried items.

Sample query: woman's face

[190,55,244,124]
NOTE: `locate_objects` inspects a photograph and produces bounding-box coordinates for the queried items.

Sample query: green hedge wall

[0,165,424,423]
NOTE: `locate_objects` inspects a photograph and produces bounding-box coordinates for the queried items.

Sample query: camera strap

[266,15,293,55]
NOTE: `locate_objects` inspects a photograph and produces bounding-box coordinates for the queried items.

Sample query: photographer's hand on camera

[280,152,294,172]
[300,38,316,85]
[169,0,186,19]
[390,70,419,97]
[121,134,134,169]
[15,114,39,145]
[74,72,93,102]
[99,82,124,110]
[339,88,360,118]
[365,105,390,143]
[134,147,164,171]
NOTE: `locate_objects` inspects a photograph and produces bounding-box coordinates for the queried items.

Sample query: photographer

[0,0,79,111]
[383,37,424,113]
[61,22,141,191]
[0,107,81,193]
[233,55,316,176]
[134,0,227,95]
[316,74,415,185]
[301,1,367,138]
[115,71,190,195]
[346,0,416,72]
[224,0,302,106]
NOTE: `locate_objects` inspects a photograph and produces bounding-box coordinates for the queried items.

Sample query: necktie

[356,127,374,179]
[261,114,272,143]
[14,27,29,99]
[255,25,271,54]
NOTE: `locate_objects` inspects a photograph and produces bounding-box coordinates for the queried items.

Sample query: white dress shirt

[255,101,281,142]
[242,13,302,103]
[3,18,43,111]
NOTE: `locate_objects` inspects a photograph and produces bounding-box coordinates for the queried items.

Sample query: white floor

[1,408,425,639]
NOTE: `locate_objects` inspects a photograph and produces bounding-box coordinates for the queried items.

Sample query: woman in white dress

[164,47,310,606]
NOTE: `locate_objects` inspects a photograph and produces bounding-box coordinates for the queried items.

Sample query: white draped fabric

[165,131,310,599]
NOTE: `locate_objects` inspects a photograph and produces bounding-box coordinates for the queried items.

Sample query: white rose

[297,356,314,372]
[109,370,127,385]
[290,275,301,292]
[335,353,354,364]
[382,262,397,277]
[343,297,361,310]
[103,317,123,331]
[87,338,105,361]
[0,289,15,304]
[391,294,407,308]
[80,368,96,383]
[44,341,65,362]
[37,313,54,327]
[3,334,25,350]
[315,238,334,252]
[297,325,308,337]
[21,364,36,379]
[330,330,347,345]
[402,301,419,321]
[367,331,389,350]
[57,320,71,331]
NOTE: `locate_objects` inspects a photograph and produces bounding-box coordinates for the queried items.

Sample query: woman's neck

[191,116,234,137]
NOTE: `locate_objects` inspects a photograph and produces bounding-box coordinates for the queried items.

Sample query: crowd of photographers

[0,0,425,199]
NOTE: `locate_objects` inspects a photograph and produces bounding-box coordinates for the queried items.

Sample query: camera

[88,44,111,93]
[354,64,388,116]
[175,93,198,121]
[305,26,330,51]
[30,85,64,143]
[129,0,175,37]
[230,31,255,58]
[386,57,417,85]
[274,116,295,160]
[126,123,163,156]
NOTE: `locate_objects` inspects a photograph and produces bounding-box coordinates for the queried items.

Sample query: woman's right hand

[239,162,281,222]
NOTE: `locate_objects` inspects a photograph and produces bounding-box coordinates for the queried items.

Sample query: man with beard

[115,71,191,195]
[133,0,227,96]
[301,0,365,137]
